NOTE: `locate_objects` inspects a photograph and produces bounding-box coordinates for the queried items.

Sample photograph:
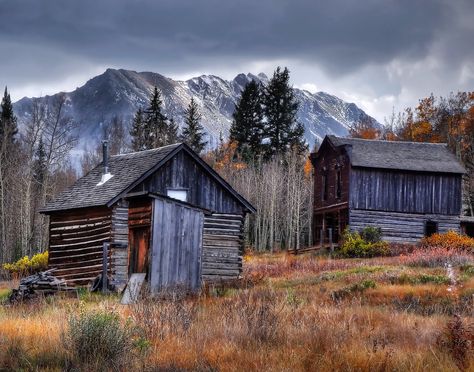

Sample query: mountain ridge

[13,68,379,149]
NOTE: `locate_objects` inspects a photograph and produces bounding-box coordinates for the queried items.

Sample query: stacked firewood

[8,269,75,303]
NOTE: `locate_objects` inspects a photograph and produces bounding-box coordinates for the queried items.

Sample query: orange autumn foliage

[420,231,474,251]
[303,156,312,177]
[210,141,247,172]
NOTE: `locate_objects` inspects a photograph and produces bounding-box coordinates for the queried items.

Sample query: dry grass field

[1,249,474,371]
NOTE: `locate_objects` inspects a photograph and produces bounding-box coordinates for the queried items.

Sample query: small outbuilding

[40,143,255,292]
[310,135,466,244]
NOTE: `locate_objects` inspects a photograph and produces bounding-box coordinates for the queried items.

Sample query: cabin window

[425,220,438,237]
[167,189,188,202]
[336,170,342,199]
[322,174,328,201]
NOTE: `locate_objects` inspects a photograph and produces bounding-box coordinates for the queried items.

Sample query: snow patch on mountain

[13,68,379,150]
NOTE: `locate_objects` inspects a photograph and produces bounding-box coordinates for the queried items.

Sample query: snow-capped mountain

[13,68,378,149]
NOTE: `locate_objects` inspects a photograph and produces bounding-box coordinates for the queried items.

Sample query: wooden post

[320,228,324,247]
[102,242,109,293]
[329,228,334,253]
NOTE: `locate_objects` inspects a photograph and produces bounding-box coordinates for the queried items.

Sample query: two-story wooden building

[40,143,255,291]
[310,135,465,244]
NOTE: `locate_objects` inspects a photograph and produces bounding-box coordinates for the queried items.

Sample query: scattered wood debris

[8,269,76,303]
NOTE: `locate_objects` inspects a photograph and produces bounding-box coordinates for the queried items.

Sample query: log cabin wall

[349,168,462,243]
[110,200,129,289]
[202,213,244,282]
[48,206,112,286]
[350,210,461,243]
[131,150,246,214]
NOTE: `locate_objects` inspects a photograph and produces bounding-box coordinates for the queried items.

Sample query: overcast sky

[0,0,473,122]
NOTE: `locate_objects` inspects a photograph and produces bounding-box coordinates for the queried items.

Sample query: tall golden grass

[0,251,473,371]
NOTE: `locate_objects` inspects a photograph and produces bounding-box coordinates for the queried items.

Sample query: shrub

[437,315,474,370]
[338,229,390,258]
[64,310,134,370]
[420,231,474,251]
[2,251,48,277]
[360,226,382,243]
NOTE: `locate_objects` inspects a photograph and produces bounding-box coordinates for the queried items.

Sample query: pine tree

[130,108,145,151]
[263,67,306,157]
[0,87,18,146]
[142,87,176,149]
[167,117,179,145]
[180,98,207,153]
[230,80,264,162]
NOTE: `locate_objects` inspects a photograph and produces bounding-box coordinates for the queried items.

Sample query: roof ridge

[111,143,183,158]
[331,135,448,146]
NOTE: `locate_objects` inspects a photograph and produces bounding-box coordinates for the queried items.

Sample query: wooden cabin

[310,135,465,244]
[40,143,255,291]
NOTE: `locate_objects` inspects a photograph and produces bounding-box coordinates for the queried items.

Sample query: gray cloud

[0,0,473,120]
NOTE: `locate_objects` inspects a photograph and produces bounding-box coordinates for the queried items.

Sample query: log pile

[8,269,76,303]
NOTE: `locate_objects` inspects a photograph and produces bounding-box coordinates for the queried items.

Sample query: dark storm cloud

[0,0,468,72]
[0,0,473,117]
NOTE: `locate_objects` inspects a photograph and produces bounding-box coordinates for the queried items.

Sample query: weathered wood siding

[350,209,461,243]
[128,198,153,228]
[131,150,246,214]
[312,142,351,210]
[48,207,112,285]
[350,168,462,215]
[149,198,203,291]
[110,200,128,288]
[202,213,244,282]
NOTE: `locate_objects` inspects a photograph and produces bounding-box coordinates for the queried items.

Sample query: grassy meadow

[1,249,474,371]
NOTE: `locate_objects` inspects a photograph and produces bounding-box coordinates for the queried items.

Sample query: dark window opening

[336,170,342,199]
[425,220,438,237]
[322,174,328,201]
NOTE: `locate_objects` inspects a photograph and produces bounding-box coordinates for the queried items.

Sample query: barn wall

[48,207,112,286]
[131,150,246,214]
[350,209,461,243]
[202,213,244,282]
[350,168,462,215]
[312,142,351,210]
[149,198,203,292]
[110,200,129,289]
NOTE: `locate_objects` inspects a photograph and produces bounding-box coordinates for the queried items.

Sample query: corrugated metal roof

[327,135,465,174]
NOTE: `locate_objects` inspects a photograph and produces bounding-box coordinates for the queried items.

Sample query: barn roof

[326,135,465,174]
[40,143,256,213]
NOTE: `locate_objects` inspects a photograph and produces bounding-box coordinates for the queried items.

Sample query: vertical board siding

[312,142,351,210]
[110,200,129,288]
[48,207,112,286]
[201,213,244,282]
[350,209,461,243]
[131,150,246,214]
[150,198,203,292]
[350,168,462,215]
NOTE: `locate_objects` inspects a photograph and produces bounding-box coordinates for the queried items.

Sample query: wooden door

[149,199,203,292]
[129,227,150,275]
